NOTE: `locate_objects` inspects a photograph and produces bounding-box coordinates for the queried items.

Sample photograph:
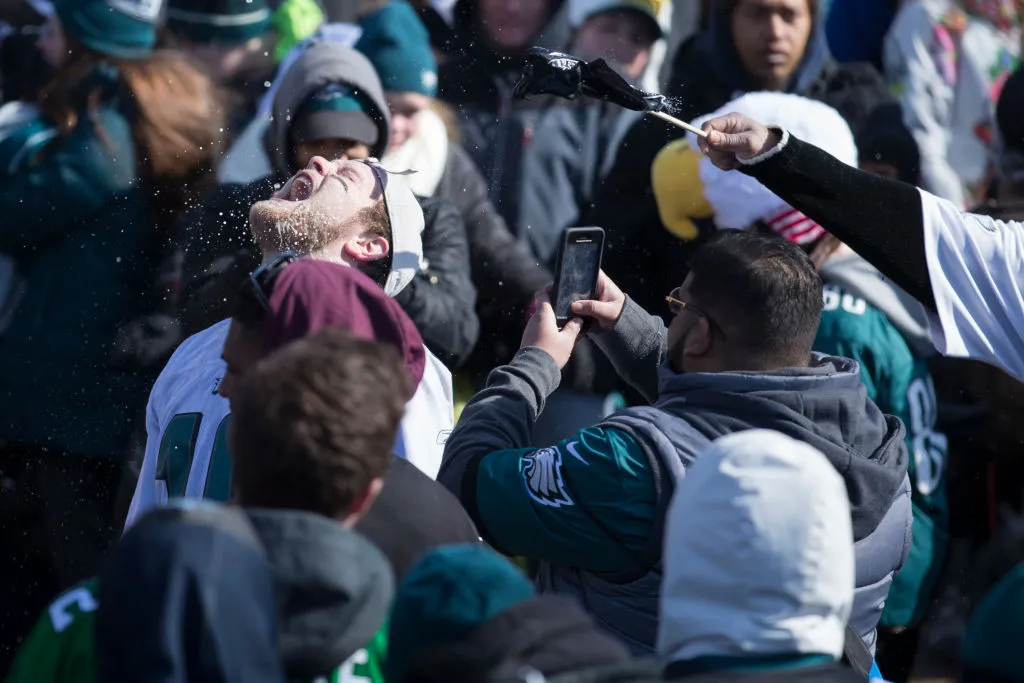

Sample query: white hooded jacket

[658,430,855,663]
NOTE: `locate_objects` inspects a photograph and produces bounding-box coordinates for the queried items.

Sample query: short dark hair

[230,327,411,518]
[687,231,822,367]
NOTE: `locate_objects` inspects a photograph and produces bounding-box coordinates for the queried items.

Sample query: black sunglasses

[249,251,299,311]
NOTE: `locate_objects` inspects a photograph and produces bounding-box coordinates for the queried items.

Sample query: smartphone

[551,227,605,326]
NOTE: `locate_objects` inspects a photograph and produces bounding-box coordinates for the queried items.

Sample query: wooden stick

[647,110,708,138]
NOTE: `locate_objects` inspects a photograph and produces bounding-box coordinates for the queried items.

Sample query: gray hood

[821,251,934,357]
[652,354,907,542]
[659,430,854,662]
[263,39,391,177]
[245,508,395,681]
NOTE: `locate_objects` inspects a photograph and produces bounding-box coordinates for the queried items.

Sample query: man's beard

[248,199,343,255]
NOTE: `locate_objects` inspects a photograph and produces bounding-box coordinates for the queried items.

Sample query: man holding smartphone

[439,230,912,657]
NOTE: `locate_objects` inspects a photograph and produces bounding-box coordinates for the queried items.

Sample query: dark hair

[230,327,410,518]
[687,231,822,367]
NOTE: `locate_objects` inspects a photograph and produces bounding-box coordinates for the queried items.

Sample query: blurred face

[478,0,551,52]
[38,13,67,69]
[249,156,383,256]
[731,0,813,91]
[177,37,265,82]
[217,321,267,406]
[386,91,432,151]
[860,160,901,181]
[665,276,715,373]
[291,139,371,171]
[574,10,659,81]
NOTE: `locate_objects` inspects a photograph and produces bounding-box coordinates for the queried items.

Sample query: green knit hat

[385,545,534,683]
[963,562,1024,682]
[166,0,272,45]
[53,0,163,59]
[292,83,380,147]
[355,1,438,97]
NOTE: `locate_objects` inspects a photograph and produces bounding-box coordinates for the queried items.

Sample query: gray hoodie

[263,39,391,178]
[245,508,395,681]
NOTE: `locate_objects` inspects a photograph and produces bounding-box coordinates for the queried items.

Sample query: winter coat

[437,0,566,229]
[0,72,159,458]
[244,508,394,681]
[381,107,550,372]
[395,595,632,683]
[178,40,479,368]
[584,0,895,316]
[519,101,642,268]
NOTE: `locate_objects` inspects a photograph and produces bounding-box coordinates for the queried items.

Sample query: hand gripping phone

[550,227,605,327]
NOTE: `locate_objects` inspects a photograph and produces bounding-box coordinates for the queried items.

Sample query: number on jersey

[907,376,947,496]
[822,285,867,315]
[155,413,234,501]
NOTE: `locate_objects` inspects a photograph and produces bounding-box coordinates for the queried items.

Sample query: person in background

[660,431,863,683]
[0,0,223,666]
[437,0,566,229]
[179,39,479,368]
[884,0,1022,208]
[586,0,894,318]
[163,0,278,132]
[355,1,550,376]
[441,230,911,655]
[519,0,663,268]
[95,503,287,683]
[385,544,633,683]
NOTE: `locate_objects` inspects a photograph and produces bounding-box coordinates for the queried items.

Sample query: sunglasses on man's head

[249,251,299,311]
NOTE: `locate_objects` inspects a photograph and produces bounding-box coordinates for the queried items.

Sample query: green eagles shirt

[473,425,657,574]
[5,582,387,683]
[814,283,950,628]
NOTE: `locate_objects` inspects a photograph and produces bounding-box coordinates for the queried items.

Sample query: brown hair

[230,327,410,519]
[36,40,226,235]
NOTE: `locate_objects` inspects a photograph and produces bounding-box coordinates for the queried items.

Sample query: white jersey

[921,189,1024,382]
[124,318,454,531]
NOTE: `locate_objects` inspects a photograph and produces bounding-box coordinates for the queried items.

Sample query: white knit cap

[658,430,854,662]
[685,92,858,234]
[359,159,424,297]
[567,0,663,36]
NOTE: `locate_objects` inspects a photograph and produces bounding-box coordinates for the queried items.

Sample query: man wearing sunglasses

[439,230,911,658]
[124,153,457,531]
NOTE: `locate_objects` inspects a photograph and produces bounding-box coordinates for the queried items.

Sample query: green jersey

[814,283,950,628]
[5,582,387,683]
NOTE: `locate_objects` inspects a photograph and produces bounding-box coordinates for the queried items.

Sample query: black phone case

[551,227,606,324]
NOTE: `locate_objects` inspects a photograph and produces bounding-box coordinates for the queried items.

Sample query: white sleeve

[921,189,1024,381]
[123,378,168,532]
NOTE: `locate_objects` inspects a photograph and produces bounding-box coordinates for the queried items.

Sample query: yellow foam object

[651,138,713,241]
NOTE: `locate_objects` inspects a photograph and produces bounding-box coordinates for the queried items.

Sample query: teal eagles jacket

[0,75,157,458]
[439,298,912,655]
[815,252,950,628]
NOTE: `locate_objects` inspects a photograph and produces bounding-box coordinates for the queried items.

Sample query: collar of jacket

[664,653,835,678]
